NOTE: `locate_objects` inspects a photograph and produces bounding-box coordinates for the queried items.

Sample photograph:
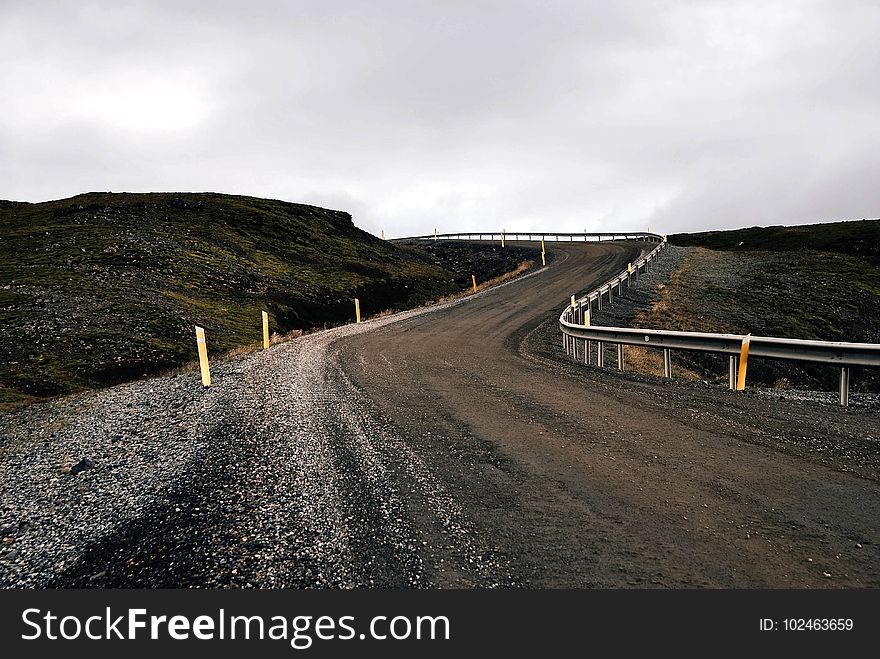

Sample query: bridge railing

[558,241,880,406]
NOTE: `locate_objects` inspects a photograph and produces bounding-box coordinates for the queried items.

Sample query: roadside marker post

[541,251,546,267]
[501,231,505,248]
[381,229,385,240]
[261,310,270,351]
[195,326,211,387]
[434,227,438,240]
[736,334,751,391]
[472,275,477,293]
[584,308,591,327]
[355,298,362,323]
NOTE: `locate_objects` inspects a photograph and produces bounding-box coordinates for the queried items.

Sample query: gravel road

[1,240,877,587]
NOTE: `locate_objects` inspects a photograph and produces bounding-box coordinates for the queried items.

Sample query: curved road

[337,241,879,587]
[1,240,877,588]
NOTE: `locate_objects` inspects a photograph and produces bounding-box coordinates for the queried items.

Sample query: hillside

[642,219,880,393]
[670,218,880,264]
[0,192,534,407]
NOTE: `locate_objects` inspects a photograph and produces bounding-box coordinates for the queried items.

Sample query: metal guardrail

[394,231,665,243]
[559,241,880,406]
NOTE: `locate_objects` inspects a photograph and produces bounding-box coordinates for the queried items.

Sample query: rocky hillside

[652,219,880,392]
[0,192,534,407]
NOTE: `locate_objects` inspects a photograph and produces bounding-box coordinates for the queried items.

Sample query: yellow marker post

[571,295,576,308]
[472,274,477,293]
[261,310,270,351]
[736,334,751,391]
[501,231,505,248]
[541,238,545,253]
[584,308,591,327]
[355,298,361,323]
[541,251,546,267]
[381,229,385,240]
[195,326,211,387]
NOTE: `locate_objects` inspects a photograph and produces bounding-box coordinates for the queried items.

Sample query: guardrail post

[617,344,625,371]
[597,341,604,367]
[736,335,751,390]
[839,367,850,407]
[728,356,738,390]
[663,349,672,378]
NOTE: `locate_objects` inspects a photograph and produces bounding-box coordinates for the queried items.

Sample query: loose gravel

[0,297,516,588]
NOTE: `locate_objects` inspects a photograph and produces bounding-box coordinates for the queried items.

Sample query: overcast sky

[2,0,878,236]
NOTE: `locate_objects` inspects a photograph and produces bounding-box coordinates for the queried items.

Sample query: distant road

[1,241,876,587]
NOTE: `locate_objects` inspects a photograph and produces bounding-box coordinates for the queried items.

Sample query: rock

[2,549,20,561]
[69,458,95,475]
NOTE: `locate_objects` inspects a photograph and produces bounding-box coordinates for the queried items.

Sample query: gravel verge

[0,283,530,588]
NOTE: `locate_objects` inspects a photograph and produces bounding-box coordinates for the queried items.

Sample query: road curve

[1,241,877,588]
[337,241,880,587]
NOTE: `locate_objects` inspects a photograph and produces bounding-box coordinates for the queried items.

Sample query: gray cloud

[1,0,878,235]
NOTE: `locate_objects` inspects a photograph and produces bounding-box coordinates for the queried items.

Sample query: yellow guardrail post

[736,334,751,390]
[472,274,477,293]
[355,298,362,323]
[381,229,385,240]
[195,325,211,387]
[501,231,505,248]
[261,310,270,351]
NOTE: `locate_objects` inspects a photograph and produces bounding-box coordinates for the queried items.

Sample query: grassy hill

[643,219,880,393]
[0,192,534,407]
[670,218,880,264]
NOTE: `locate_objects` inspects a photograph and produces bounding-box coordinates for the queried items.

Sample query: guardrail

[559,241,880,406]
[394,231,665,243]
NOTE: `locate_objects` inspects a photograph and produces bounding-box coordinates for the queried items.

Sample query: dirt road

[1,241,877,588]
[338,241,879,587]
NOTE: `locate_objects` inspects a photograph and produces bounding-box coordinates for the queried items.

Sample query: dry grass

[622,345,703,381]
[436,260,535,304]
